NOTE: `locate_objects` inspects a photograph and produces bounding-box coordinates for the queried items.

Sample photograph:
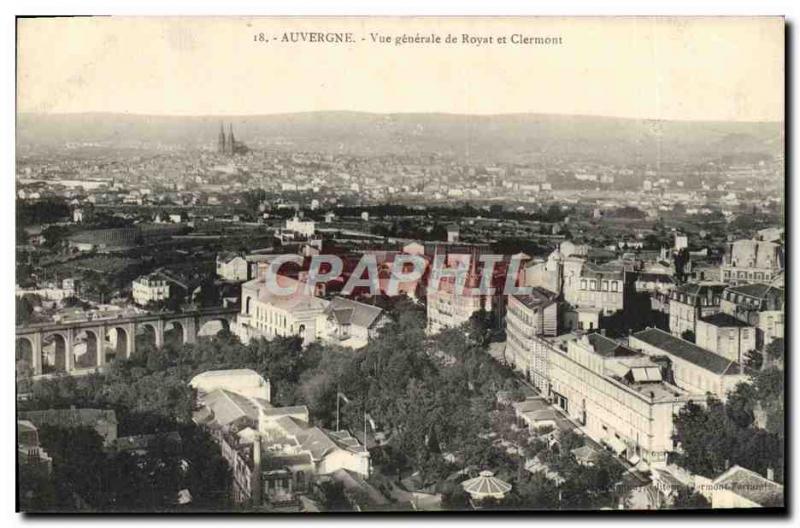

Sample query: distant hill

[16,111,783,164]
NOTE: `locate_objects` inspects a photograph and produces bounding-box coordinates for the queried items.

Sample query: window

[602,280,609,291]
[611,281,618,292]
[590,280,597,290]
[580,279,587,290]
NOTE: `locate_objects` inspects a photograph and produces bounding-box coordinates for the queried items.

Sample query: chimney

[767,467,775,481]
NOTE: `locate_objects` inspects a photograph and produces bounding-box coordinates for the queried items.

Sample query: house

[512,399,560,433]
[320,297,387,349]
[668,282,726,338]
[562,259,631,317]
[217,253,250,282]
[446,224,460,243]
[695,313,756,365]
[719,283,784,350]
[132,272,171,306]
[696,465,783,508]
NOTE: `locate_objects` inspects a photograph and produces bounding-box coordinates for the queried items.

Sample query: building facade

[546,333,694,466]
[132,273,171,306]
[237,276,328,346]
[720,238,783,286]
[695,313,756,365]
[668,283,725,338]
[505,288,558,392]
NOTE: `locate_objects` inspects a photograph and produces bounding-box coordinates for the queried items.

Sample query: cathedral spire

[218,122,227,153]
[227,124,236,154]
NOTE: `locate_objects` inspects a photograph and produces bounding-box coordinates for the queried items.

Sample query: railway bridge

[15,307,239,377]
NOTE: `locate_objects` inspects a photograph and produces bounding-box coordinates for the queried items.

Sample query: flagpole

[336,388,340,432]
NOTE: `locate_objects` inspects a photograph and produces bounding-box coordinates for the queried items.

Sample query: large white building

[237,275,328,346]
[545,332,696,467]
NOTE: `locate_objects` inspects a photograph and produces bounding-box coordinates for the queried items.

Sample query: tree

[672,395,783,482]
[669,488,710,509]
[316,480,353,511]
[16,295,36,325]
[745,349,763,371]
[680,330,695,343]
[765,339,785,367]
[440,481,471,510]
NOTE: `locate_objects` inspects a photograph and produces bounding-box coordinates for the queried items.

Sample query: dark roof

[674,282,725,297]
[713,465,783,507]
[632,328,742,375]
[260,405,309,418]
[324,297,384,329]
[261,453,313,471]
[725,283,783,300]
[587,333,638,358]
[637,273,675,283]
[512,287,557,310]
[699,313,751,328]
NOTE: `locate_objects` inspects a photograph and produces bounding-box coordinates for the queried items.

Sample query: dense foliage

[671,365,784,483]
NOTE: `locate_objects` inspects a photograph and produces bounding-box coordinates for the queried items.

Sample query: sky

[16,16,784,121]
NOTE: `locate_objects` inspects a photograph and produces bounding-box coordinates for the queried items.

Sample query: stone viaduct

[15,307,239,377]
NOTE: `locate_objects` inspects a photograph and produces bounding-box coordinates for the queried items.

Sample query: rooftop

[631,328,742,375]
[586,333,639,358]
[713,465,783,507]
[512,287,558,310]
[324,297,384,329]
[725,283,783,300]
[699,312,752,328]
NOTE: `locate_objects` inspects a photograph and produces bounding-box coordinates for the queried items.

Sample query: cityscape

[15,16,785,514]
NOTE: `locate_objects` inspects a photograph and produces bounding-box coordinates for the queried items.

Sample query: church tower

[227,124,236,155]
[218,123,227,154]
